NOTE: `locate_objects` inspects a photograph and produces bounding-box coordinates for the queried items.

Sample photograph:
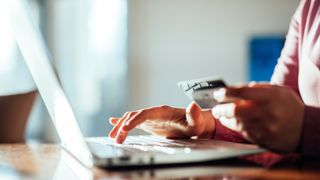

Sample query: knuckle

[124,111,138,118]
[158,105,170,111]
[136,110,146,118]
[127,111,135,117]
[123,112,130,117]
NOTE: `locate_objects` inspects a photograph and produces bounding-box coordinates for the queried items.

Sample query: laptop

[10,0,265,168]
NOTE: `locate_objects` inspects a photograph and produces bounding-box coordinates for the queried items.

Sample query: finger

[233,100,259,119]
[239,130,254,142]
[212,100,261,122]
[186,102,201,127]
[115,112,138,143]
[122,106,170,132]
[241,121,267,144]
[109,117,120,125]
[115,130,128,144]
[212,102,236,119]
[223,85,274,102]
[109,112,133,138]
[121,110,149,132]
[218,117,238,131]
[232,102,267,143]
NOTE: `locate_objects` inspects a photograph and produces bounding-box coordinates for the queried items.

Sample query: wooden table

[0,144,320,179]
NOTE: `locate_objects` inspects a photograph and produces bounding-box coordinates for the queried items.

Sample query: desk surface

[0,144,320,180]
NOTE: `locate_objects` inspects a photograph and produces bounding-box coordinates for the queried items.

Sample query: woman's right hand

[108,102,216,144]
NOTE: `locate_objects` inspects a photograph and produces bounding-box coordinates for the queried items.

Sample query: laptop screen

[10,0,93,167]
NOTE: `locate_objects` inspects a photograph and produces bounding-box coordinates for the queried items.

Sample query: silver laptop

[10,0,265,168]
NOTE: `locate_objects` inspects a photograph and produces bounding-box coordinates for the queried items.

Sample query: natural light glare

[54,93,78,139]
[88,0,127,77]
[89,0,122,54]
[0,1,17,73]
[51,88,92,167]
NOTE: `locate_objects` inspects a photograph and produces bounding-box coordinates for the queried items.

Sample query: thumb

[186,102,202,127]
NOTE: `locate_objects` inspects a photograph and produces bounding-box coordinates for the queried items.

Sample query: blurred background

[2,0,300,142]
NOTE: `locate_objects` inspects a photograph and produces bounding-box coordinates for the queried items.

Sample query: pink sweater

[214,0,320,157]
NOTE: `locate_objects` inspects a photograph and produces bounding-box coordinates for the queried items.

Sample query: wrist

[200,110,216,138]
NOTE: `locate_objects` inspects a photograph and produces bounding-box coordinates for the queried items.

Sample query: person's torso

[299,0,320,106]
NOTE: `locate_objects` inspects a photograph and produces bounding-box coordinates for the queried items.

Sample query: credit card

[177,77,227,109]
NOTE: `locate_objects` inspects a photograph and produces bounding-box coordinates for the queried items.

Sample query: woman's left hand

[212,83,304,153]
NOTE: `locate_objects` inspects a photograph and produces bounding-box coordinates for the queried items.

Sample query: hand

[108,102,216,144]
[212,83,304,153]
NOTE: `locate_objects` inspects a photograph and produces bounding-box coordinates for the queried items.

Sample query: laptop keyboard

[95,135,195,148]
[87,135,260,157]
[87,135,193,156]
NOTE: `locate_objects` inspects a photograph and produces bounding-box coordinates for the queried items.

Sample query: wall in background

[127,0,300,110]
[26,0,129,139]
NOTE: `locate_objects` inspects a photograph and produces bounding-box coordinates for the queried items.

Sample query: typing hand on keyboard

[108,102,216,144]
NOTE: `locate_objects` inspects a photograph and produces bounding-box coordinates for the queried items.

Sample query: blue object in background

[249,37,285,81]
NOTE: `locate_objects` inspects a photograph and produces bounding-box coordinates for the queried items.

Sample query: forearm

[0,91,36,143]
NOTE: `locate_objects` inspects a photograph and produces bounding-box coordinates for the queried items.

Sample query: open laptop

[10,0,265,168]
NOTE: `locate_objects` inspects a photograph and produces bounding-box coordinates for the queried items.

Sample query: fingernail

[213,88,226,102]
[116,131,125,144]
[109,131,115,138]
[109,129,117,138]
[109,117,116,123]
[116,134,122,143]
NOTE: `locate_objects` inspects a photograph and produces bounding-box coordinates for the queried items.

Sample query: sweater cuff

[300,105,320,157]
